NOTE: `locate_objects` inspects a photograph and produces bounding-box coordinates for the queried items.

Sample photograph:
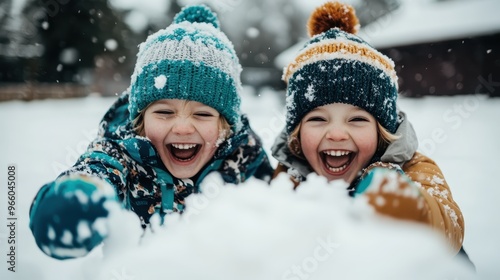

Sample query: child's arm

[29,140,128,259]
[355,153,464,253]
[402,152,464,252]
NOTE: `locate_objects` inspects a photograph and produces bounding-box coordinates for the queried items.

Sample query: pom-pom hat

[129,5,242,132]
[283,1,399,134]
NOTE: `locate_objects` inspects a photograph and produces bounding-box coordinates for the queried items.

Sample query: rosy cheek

[300,128,316,148]
[144,124,155,139]
[203,124,222,142]
[144,122,164,146]
[357,133,378,161]
[301,138,312,154]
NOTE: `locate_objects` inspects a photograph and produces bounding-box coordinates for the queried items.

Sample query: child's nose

[325,124,349,141]
[172,118,195,135]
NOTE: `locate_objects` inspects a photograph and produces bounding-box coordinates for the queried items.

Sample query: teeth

[324,150,350,156]
[171,143,197,149]
[327,164,348,173]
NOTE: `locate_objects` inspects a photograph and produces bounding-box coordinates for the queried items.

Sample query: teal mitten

[29,174,119,259]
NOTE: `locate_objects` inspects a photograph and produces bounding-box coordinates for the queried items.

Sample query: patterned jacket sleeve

[66,139,130,197]
[401,152,464,253]
[29,139,128,259]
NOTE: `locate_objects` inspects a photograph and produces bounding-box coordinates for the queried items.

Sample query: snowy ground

[1,88,499,279]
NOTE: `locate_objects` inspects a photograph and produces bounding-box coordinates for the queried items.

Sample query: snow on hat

[128,5,242,132]
[283,1,399,134]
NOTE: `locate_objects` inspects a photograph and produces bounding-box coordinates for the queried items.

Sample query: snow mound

[95,173,474,280]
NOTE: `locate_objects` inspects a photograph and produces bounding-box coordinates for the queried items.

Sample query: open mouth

[321,150,355,174]
[168,143,201,162]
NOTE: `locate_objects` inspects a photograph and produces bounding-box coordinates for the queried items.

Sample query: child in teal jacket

[29,5,273,260]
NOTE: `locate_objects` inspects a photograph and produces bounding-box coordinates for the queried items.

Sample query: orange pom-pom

[307,1,360,37]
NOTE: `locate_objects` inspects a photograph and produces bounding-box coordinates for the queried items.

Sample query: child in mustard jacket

[271,1,472,265]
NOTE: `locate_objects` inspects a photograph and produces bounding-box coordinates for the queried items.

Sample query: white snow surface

[96,173,470,280]
[1,88,498,279]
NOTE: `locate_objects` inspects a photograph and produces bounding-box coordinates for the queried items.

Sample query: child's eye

[194,112,215,117]
[350,117,369,122]
[155,110,174,115]
[306,116,326,122]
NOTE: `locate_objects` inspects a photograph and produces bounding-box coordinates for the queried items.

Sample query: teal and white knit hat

[129,5,242,132]
[283,1,399,134]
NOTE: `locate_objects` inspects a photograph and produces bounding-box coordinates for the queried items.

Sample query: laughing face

[299,103,378,184]
[143,99,224,179]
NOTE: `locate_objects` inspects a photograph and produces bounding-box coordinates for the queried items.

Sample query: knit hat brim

[130,59,241,128]
[286,59,398,134]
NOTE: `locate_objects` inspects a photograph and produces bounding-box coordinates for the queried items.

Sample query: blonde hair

[133,101,232,140]
[287,122,399,158]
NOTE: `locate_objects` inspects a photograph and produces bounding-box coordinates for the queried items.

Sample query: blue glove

[29,174,119,259]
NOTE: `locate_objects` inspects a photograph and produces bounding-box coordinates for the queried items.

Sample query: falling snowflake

[105,39,118,51]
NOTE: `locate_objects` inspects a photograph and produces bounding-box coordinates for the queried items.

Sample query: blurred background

[1,0,499,100]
